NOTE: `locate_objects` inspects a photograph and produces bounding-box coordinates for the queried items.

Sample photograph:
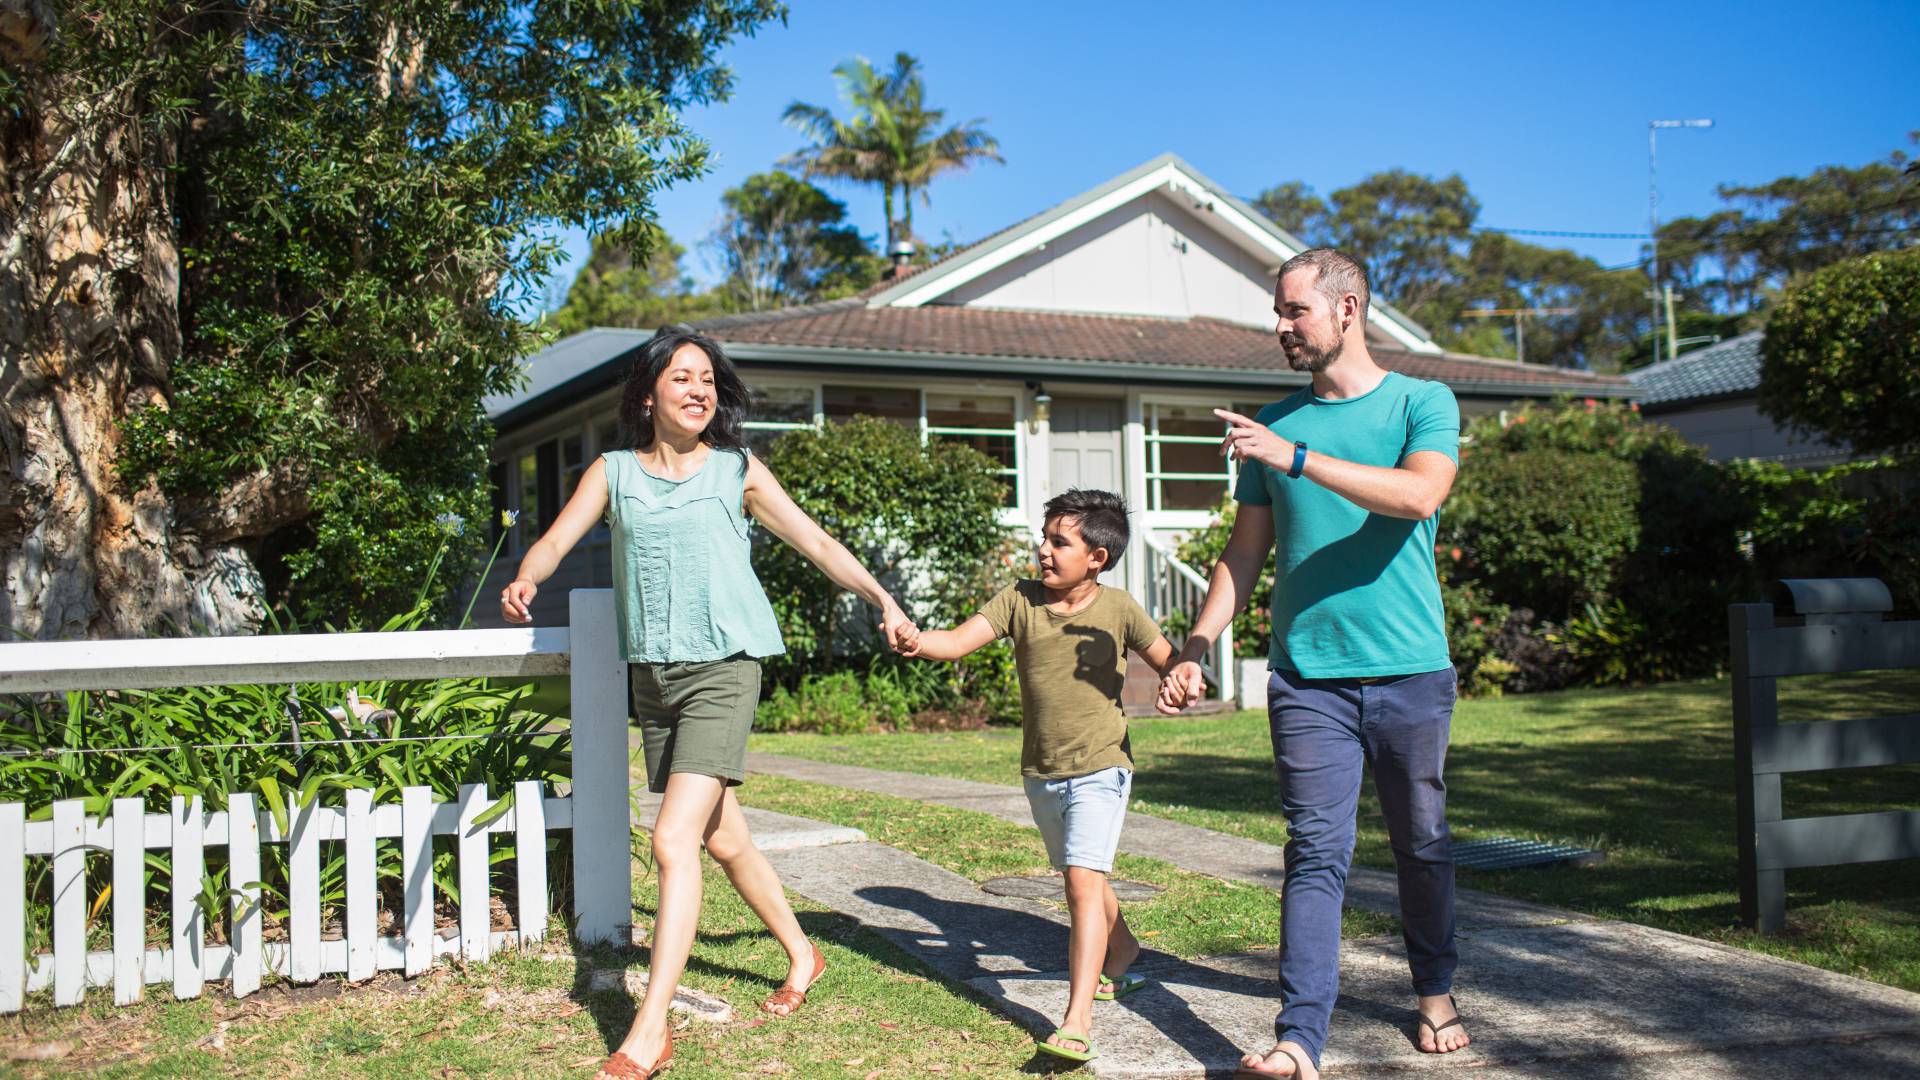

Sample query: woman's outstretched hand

[500,579,537,624]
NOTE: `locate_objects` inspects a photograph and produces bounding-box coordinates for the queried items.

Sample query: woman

[501,327,916,1080]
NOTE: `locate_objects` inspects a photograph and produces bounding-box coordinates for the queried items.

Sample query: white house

[476,153,1634,674]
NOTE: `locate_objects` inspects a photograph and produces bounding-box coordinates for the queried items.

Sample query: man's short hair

[1279,247,1371,319]
[1042,488,1131,567]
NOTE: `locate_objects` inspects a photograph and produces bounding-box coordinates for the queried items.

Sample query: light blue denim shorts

[1022,766,1133,873]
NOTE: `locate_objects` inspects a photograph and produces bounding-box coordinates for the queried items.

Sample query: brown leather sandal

[595,1029,673,1077]
[1234,1044,1309,1077]
[761,941,826,1017]
[1417,993,1468,1053]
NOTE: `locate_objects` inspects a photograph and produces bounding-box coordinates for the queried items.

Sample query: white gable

[870,154,1440,354]
[941,191,1281,327]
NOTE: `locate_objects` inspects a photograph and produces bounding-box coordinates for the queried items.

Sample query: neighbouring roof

[481,327,656,419]
[487,304,1634,429]
[1626,331,1763,408]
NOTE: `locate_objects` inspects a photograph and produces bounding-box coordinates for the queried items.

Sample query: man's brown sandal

[595,1029,673,1077]
[1417,993,1467,1052]
[761,941,826,1017]
[1234,1043,1309,1077]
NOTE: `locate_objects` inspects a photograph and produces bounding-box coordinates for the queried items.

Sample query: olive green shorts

[630,657,761,795]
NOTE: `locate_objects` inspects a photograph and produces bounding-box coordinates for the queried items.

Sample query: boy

[903,488,1179,1063]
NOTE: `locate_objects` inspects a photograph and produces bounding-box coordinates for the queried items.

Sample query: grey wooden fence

[1729,578,1920,933]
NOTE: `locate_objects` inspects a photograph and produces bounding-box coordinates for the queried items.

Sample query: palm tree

[783,53,1002,249]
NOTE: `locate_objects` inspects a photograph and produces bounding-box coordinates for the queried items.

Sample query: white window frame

[1140,396,1246,525]
[803,376,1029,524]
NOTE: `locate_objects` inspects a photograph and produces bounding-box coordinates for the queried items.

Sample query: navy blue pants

[1267,666,1458,1066]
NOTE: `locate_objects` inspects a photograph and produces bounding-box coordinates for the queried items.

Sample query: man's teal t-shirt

[1233,371,1461,679]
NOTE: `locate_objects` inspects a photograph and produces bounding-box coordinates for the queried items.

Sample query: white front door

[1047,397,1130,593]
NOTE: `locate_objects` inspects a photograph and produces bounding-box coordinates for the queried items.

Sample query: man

[1160,248,1470,1079]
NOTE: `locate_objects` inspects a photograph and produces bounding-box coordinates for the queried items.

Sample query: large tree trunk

[0,7,265,640]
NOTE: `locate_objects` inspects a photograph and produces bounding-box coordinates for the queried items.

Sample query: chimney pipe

[888,240,915,278]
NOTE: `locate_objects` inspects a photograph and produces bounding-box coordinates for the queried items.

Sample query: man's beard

[1282,330,1344,373]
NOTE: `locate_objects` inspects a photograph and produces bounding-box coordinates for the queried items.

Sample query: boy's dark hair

[1043,488,1131,568]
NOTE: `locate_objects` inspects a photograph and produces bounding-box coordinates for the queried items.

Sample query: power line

[1475,226,1651,239]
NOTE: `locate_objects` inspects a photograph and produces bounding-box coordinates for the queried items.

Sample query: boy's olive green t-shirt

[978,580,1163,780]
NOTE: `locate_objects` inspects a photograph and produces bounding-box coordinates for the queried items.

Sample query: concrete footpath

[734,753,1920,1078]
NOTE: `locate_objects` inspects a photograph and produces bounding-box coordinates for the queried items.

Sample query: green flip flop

[1036,1028,1097,1062]
[1095,972,1148,1001]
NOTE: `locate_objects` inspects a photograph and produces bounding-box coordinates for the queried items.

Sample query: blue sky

[541,0,1918,306]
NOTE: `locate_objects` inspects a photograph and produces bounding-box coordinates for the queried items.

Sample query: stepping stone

[982,875,1164,902]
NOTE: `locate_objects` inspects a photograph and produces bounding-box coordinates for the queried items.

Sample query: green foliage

[1656,137,1919,312]
[1171,498,1273,658]
[1448,449,1641,619]
[1446,401,1754,685]
[756,670,902,734]
[710,171,885,310]
[1728,456,1920,614]
[755,417,1013,674]
[545,230,727,337]
[36,0,783,628]
[1440,574,1514,698]
[1253,171,1647,370]
[1759,248,1920,457]
[1250,139,1919,372]
[783,52,1003,247]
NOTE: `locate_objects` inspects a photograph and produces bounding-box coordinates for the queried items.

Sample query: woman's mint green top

[603,447,785,663]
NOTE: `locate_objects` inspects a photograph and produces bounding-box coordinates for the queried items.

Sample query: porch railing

[1142,536,1233,704]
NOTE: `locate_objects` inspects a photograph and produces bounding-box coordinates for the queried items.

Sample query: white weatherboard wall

[0,591,631,1012]
[942,191,1280,328]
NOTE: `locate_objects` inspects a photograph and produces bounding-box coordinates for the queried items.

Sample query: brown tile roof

[695,302,1633,393]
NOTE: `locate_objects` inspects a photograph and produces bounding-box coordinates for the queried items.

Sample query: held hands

[1214,409,1288,469]
[1156,660,1206,715]
[500,579,537,624]
[880,603,921,656]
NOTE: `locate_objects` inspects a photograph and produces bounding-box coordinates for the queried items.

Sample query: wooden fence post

[1729,601,1786,932]
[569,589,631,946]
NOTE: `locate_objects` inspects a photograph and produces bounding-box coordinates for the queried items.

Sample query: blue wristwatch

[1287,441,1308,479]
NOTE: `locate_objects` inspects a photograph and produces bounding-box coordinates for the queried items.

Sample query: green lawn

[750,672,1920,992]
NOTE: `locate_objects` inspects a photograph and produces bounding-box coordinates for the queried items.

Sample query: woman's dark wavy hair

[616,325,751,454]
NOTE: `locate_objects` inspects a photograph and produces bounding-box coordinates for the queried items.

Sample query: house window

[823,385,918,427]
[926,392,1018,504]
[1144,401,1264,511]
[744,385,817,456]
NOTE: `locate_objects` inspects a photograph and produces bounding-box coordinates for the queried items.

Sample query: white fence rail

[0,590,631,1013]
[1142,536,1234,704]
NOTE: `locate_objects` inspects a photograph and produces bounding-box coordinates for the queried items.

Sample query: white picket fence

[0,590,632,1012]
